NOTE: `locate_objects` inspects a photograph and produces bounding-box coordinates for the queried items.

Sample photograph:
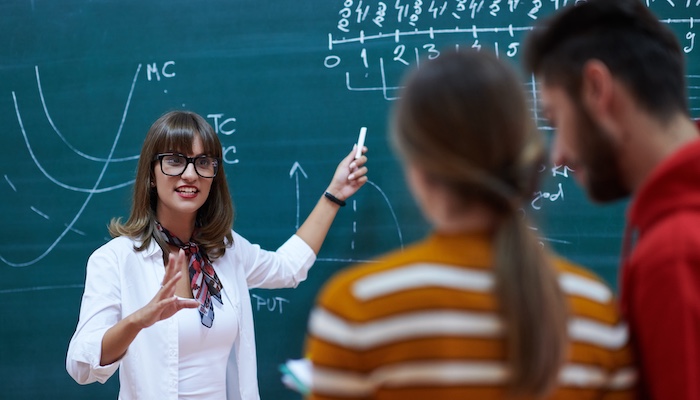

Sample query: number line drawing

[329,13,699,102]
[344,57,403,100]
[328,25,533,50]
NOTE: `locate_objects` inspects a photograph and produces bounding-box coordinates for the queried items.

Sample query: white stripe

[559,272,612,303]
[312,366,373,397]
[310,306,626,351]
[352,263,494,300]
[568,318,629,350]
[350,263,613,305]
[308,308,502,350]
[312,361,634,396]
[377,361,507,386]
[607,367,637,390]
[559,364,607,386]
[560,364,638,389]
[312,361,508,397]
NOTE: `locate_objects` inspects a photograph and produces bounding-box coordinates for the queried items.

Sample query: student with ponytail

[303,49,636,399]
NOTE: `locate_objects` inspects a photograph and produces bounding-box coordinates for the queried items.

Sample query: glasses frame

[153,152,221,178]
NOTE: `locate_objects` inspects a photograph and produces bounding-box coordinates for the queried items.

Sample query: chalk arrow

[288,162,308,179]
[289,162,308,230]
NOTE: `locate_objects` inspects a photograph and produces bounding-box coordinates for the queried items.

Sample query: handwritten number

[393,44,409,65]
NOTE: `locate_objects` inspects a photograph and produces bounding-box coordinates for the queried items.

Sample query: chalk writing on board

[2,64,404,272]
[317,179,405,264]
[326,0,544,101]
[251,294,290,314]
[288,161,405,262]
[324,0,700,249]
[1,64,143,268]
[290,162,309,231]
[532,183,564,210]
[530,165,572,210]
[146,61,176,81]
[1,63,242,269]
[325,1,700,106]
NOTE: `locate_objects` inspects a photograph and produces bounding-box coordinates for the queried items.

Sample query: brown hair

[391,49,568,396]
[109,110,234,260]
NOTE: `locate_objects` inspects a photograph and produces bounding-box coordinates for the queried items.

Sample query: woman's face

[153,135,213,227]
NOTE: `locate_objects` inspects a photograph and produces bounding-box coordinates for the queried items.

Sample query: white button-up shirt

[66,231,316,400]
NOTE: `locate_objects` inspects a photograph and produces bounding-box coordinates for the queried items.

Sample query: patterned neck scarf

[155,222,224,328]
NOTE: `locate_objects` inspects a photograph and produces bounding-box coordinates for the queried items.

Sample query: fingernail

[348,173,355,180]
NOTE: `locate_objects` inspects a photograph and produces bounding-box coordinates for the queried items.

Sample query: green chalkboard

[1,1,698,398]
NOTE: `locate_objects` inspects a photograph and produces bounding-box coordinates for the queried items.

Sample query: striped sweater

[305,232,636,399]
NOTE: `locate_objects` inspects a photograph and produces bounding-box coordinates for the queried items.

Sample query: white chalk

[355,127,367,159]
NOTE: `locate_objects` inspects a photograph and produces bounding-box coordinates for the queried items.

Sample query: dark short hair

[523,0,687,121]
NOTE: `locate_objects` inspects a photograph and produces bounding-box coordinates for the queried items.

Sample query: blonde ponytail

[494,212,568,396]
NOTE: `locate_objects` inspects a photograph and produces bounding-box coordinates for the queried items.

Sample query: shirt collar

[138,237,163,259]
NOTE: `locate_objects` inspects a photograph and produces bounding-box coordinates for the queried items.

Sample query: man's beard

[575,102,630,203]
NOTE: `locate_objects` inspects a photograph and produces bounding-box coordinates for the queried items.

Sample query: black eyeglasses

[153,153,220,178]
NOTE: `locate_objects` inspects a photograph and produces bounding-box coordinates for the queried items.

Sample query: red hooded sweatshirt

[621,135,700,399]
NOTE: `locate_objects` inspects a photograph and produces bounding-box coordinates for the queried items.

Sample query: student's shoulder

[552,256,622,319]
[553,255,610,285]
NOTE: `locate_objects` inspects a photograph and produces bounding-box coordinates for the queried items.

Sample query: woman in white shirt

[66,110,368,400]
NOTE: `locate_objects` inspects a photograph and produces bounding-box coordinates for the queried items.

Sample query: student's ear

[405,164,430,198]
[581,60,622,139]
[404,164,438,217]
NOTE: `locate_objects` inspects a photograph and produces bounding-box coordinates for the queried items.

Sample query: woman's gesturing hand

[134,249,199,329]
